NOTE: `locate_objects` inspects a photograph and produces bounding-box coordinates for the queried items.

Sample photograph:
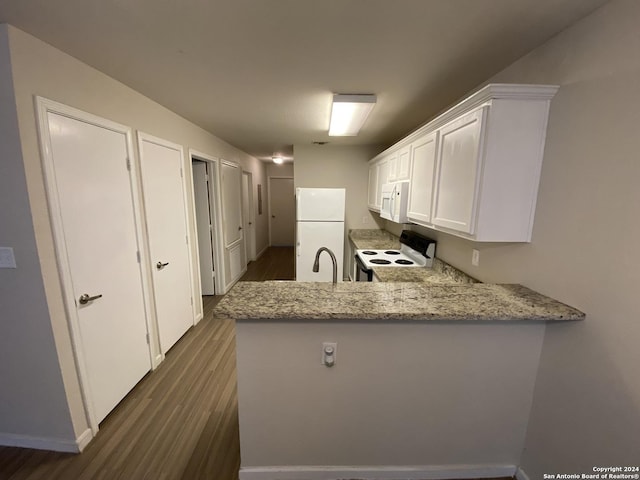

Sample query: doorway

[269,177,295,246]
[190,151,224,296]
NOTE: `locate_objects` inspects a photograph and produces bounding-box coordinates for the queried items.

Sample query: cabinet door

[432,108,486,234]
[407,131,438,224]
[376,159,390,208]
[387,152,398,182]
[396,145,412,181]
[367,162,378,209]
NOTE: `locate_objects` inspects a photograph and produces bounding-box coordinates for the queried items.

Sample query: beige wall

[237,320,545,473]
[0,25,78,446]
[266,161,293,178]
[2,24,267,446]
[411,0,640,474]
[293,145,385,276]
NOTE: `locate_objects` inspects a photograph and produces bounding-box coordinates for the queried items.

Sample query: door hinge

[190,297,193,305]
[126,157,131,171]
[180,168,184,178]
[146,333,150,345]
[186,235,189,244]
[136,251,141,263]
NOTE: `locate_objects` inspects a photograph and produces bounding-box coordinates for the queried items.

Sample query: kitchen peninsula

[215,270,583,479]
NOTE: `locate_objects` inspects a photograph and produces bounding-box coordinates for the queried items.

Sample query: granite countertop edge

[214,281,586,323]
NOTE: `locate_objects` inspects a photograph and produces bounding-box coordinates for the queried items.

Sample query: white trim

[242,170,257,262]
[370,83,559,163]
[255,244,269,260]
[0,430,90,453]
[267,175,294,247]
[75,428,93,451]
[516,466,531,480]
[34,96,154,435]
[189,149,226,295]
[239,464,518,480]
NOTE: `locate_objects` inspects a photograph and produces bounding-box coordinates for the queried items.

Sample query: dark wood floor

[240,246,294,281]
[0,247,513,480]
[0,295,238,480]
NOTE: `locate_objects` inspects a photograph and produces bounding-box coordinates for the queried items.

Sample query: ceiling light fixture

[328,94,377,136]
[272,156,284,164]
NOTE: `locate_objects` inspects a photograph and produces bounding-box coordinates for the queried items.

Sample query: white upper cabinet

[395,145,412,181]
[432,108,486,235]
[386,151,399,182]
[407,131,438,225]
[367,157,390,211]
[367,162,378,209]
[368,84,559,242]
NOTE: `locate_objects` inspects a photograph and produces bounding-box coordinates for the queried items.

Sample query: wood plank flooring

[0,295,239,480]
[240,246,294,281]
[0,247,513,480]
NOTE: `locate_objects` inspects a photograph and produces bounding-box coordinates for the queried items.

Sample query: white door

[221,161,244,248]
[192,161,215,295]
[42,107,151,425]
[242,172,256,262]
[407,131,438,224]
[139,134,194,354]
[269,177,295,246]
[432,108,486,234]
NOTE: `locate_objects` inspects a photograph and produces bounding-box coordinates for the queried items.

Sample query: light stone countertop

[348,229,477,284]
[214,281,585,322]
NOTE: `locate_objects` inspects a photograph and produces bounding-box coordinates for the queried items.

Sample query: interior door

[242,171,256,262]
[269,177,295,246]
[221,161,244,248]
[45,110,151,424]
[192,161,215,295]
[139,134,194,353]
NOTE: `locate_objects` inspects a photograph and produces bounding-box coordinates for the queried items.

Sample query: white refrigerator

[296,188,346,282]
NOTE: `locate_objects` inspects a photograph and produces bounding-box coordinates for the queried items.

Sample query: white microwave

[380,181,410,223]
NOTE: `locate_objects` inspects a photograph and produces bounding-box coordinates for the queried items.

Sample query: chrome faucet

[312,247,338,284]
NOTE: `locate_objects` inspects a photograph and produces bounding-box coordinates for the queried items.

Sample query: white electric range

[355,230,436,281]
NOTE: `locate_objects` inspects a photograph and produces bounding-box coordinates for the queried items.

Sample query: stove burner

[370,259,392,265]
[362,251,377,255]
[395,259,414,265]
[384,250,401,255]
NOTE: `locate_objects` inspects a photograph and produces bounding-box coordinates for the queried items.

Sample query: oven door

[354,254,373,282]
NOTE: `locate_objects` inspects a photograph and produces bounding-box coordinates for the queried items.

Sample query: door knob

[272,215,275,218]
[79,293,102,305]
[156,261,169,269]
[238,226,243,231]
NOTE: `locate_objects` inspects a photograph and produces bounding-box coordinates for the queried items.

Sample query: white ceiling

[0,0,609,162]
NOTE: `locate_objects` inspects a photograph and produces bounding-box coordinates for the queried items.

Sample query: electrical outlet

[471,249,480,267]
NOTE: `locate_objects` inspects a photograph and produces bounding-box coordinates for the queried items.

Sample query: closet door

[39,99,151,425]
[139,133,194,353]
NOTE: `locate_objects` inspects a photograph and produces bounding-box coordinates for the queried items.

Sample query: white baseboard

[516,466,530,480]
[0,431,86,453]
[239,464,518,480]
[75,428,93,452]
[194,311,204,325]
[256,245,269,259]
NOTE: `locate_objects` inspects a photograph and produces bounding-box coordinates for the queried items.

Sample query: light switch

[0,247,17,268]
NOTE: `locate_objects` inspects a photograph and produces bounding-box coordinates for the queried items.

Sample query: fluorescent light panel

[328,94,376,136]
